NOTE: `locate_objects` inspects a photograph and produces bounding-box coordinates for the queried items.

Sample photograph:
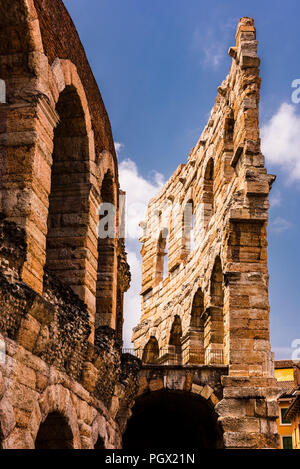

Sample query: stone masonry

[0,0,140,449]
[132,18,282,449]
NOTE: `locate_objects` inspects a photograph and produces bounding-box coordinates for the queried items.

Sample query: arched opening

[94,436,105,449]
[142,336,159,364]
[45,85,91,299]
[224,110,235,144]
[155,229,168,283]
[123,390,223,449]
[35,412,73,449]
[183,200,194,253]
[169,315,182,346]
[168,315,182,365]
[183,288,205,364]
[207,256,224,364]
[203,158,214,231]
[96,170,117,329]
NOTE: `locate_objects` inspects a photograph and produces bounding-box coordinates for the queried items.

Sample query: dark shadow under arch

[94,436,105,449]
[35,412,74,449]
[142,336,159,364]
[96,170,116,329]
[123,390,223,450]
[186,287,205,364]
[45,85,90,294]
[203,158,214,231]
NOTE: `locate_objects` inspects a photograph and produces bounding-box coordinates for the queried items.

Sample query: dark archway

[155,229,168,283]
[45,85,90,294]
[187,288,205,364]
[142,336,159,364]
[169,315,182,346]
[97,170,117,329]
[123,390,223,449]
[35,412,74,449]
[183,199,194,253]
[207,256,224,364]
[94,436,105,449]
[203,158,214,231]
[168,315,183,365]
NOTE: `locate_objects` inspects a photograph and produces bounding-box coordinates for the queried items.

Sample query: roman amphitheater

[0,0,283,449]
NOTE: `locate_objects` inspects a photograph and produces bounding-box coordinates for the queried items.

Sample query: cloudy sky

[64,0,300,359]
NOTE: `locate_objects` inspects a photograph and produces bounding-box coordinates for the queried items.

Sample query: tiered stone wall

[133,17,281,449]
[0,0,139,449]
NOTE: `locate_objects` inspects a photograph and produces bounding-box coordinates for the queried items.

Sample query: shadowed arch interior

[187,288,205,364]
[96,170,117,330]
[142,336,159,364]
[207,256,224,364]
[94,436,105,449]
[45,85,91,297]
[155,229,168,283]
[123,390,223,449]
[183,199,194,253]
[169,315,182,346]
[203,158,214,231]
[35,412,74,449]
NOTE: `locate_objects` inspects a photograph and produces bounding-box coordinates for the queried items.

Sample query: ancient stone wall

[132,17,281,449]
[0,0,127,335]
[0,0,139,449]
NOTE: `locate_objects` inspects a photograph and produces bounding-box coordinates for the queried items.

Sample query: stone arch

[45,84,91,287]
[96,169,118,330]
[206,256,224,364]
[30,385,81,449]
[42,58,99,339]
[183,287,205,365]
[142,336,159,364]
[167,314,183,365]
[35,411,74,449]
[91,414,109,450]
[183,198,194,254]
[169,315,182,346]
[224,107,235,144]
[155,228,169,284]
[202,157,214,231]
[123,389,223,449]
[94,435,105,449]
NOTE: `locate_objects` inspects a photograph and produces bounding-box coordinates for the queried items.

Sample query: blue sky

[64,0,300,358]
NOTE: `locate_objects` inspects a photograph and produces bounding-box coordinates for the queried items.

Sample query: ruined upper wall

[33,0,117,168]
[0,0,130,338]
[134,18,276,379]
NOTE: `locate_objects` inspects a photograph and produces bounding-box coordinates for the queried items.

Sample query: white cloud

[261,103,300,182]
[270,216,293,234]
[114,142,124,155]
[269,190,282,208]
[193,28,223,69]
[119,158,165,240]
[119,158,165,347]
[122,250,142,348]
[192,19,235,70]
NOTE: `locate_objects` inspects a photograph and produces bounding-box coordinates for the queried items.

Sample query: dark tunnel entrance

[123,390,223,449]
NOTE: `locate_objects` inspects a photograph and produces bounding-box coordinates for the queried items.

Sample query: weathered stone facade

[0,0,140,449]
[131,17,281,449]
